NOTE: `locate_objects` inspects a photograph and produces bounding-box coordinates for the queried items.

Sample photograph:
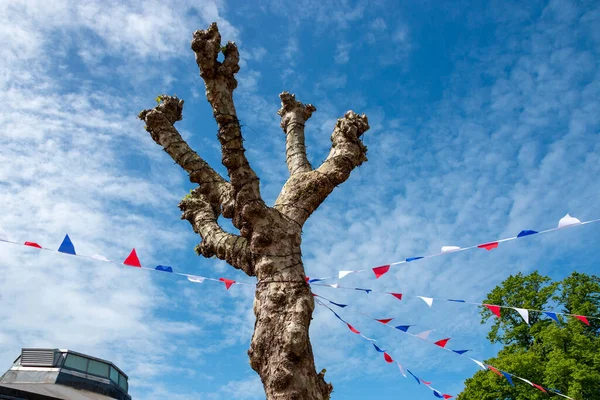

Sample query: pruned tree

[138,22,369,400]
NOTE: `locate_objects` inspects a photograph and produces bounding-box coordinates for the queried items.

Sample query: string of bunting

[314,297,454,399]
[315,294,575,399]
[0,235,252,291]
[309,283,598,326]
[310,214,600,281]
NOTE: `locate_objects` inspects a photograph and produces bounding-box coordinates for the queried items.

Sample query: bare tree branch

[180,189,254,276]
[278,92,316,175]
[191,23,264,227]
[275,110,369,226]
[138,96,235,218]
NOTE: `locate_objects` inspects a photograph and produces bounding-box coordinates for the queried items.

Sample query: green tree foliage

[458,272,600,400]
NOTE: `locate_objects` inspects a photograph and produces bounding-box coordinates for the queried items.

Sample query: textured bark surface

[139,22,369,400]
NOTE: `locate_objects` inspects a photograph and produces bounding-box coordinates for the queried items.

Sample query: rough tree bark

[139,23,369,400]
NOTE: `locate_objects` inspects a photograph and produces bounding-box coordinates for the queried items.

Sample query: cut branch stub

[278,92,317,176]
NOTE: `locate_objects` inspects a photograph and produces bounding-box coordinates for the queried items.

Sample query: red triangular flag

[574,315,590,326]
[389,293,403,300]
[434,338,451,348]
[24,241,42,249]
[383,352,393,363]
[376,318,393,324]
[478,242,498,251]
[372,265,390,279]
[123,248,141,267]
[488,366,503,377]
[532,384,547,393]
[347,323,360,334]
[219,278,235,290]
[420,379,432,385]
[484,304,501,318]
[305,276,310,283]
[443,395,453,399]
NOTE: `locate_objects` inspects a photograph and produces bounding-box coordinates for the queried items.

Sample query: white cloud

[335,42,351,64]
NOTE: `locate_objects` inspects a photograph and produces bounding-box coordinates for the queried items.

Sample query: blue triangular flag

[356,288,372,294]
[329,300,347,308]
[517,230,538,238]
[407,369,420,385]
[501,372,514,387]
[155,265,173,273]
[433,390,443,398]
[395,325,412,332]
[544,312,559,323]
[452,349,470,355]
[448,299,465,302]
[373,343,385,353]
[406,256,424,262]
[332,311,344,321]
[58,234,76,255]
[308,278,325,283]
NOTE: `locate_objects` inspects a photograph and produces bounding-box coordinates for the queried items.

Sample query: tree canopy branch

[275,110,369,226]
[278,92,316,175]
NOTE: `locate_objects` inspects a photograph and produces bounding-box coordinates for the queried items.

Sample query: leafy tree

[458,272,600,400]
[138,23,369,399]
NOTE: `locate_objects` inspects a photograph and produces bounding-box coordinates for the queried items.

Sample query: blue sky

[1,0,599,398]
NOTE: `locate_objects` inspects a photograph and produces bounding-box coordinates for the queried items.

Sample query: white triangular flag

[338,270,355,279]
[361,334,377,342]
[469,358,487,370]
[187,276,205,283]
[558,213,581,228]
[514,308,529,324]
[396,361,407,378]
[441,246,461,253]
[414,330,434,340]
[518,377,533,386]
[91,254,110,262]
[417,296,434,307]
[329,283,339,289]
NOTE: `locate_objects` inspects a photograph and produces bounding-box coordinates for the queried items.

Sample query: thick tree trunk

[250,249,332,399]
[139,22,368,400]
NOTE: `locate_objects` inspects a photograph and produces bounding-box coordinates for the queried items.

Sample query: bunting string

[315,298,454,399]
[309,283,598,325]
[311,214,600,281]
[315,294,575,399]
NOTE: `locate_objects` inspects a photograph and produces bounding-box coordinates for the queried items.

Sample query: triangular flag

[487,366,502,377]
[574,315,590,325]
[418,296,434,307]
[383,352,393,363]
[443,395,453,399]
[373,343,385,353]
[395,325,412,333]
[187,276,205,283]
[58,234,76,255]
[434,338,450,348]
[396,362,407,377]
[558,214,581,228]
[514,308,529,324]
[532,384,547,393]
[338,270,355,279]
[123,249,141,267]
[376,318,393,324]
[389,293,403,300]
[305,276,310,283]
[469,358,487,370]
[356,288,372,294]
[372,265,390,279]
[448,299,465,302]
[478,242,498,251]
[433,390,443,398]
[501,372,514,386]
[519,377,534,386]
[329,283,339,289]
[347,323,360,334]
[420,378,432,385]
[544,312,559,323]
[441,246,461,253]
[360,334,377,342]
[452,349,470,355]
[91,254,110,262]
[484,304,501,318]
[155,265,173,273]
[329,300,347,308]
[308,278,325,283]
[415,330,434,340]
[406,256,423,262]
[24,241,42,249]
[517,230,538,238]
[219,277,236,290]
[407,370,420,384]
